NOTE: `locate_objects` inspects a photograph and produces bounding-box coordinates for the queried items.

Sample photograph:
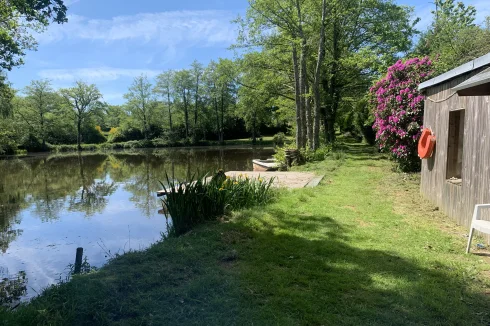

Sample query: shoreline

[0,139,279,160]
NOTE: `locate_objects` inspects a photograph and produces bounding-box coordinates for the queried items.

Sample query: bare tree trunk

[194,75,199,137]
[326,16,340,143]
[305,77,313,148]
[313,0,327,149]
[252,109,257,145]
[220,91,225,143]
[292,43,303,149]
[166,90,173,132]
[77,115,82,151]
[213,83,220,142]
[296,0,308,149]
[183,89,189,138]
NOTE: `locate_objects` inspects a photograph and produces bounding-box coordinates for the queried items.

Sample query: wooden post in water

[74,247,83,274]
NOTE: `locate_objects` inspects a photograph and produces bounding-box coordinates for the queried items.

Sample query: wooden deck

[157,171,323,196]
[225,171,322,188]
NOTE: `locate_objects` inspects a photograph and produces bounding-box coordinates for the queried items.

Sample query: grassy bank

[2,143,490,325]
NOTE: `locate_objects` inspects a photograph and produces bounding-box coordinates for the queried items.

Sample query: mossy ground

[2,143,489,325]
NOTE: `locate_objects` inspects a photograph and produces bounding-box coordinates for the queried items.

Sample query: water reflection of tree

[0,148,274,251]
[67,154,117,216]
[0,188,25,253]
[122,152,160,218]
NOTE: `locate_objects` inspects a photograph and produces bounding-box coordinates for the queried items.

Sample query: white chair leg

[466,227,474,254]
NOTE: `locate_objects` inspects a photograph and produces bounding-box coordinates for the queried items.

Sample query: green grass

[2,143,490,325]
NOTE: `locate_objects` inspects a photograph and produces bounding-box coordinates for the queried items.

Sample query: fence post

[74,247,83,274]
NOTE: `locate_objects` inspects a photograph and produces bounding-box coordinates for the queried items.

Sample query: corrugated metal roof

[452,67,490,92]
[419,52,490,90]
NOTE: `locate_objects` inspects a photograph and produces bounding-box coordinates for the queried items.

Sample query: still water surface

[0,146,274,304]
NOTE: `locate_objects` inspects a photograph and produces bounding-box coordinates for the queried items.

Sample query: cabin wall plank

[421,67,490,243]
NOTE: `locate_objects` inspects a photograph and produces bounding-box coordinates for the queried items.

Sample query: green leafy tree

[191,60,204,138]
[124,75,156,140]
[414,0,490,75]
[172,70,193,139]
[20,80,57,148]
[0,0,67,72]
[154,70,175,132]
[60,81,103,150]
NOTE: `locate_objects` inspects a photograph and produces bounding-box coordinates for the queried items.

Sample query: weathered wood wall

[421,67,490,243]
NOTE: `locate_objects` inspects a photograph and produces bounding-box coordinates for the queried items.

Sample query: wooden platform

[157,171,324,196]
[223,171,323,189]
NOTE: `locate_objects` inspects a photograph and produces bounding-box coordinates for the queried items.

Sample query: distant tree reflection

[67,154,117,216]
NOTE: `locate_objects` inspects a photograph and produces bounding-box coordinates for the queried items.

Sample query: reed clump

[160,170,275,236]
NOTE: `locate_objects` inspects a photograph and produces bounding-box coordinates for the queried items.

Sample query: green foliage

[0,75,14,118]
[124,75,157,140]
[300,144,333,163]
[0,129,18,155]
[0,0,67,72]
[161,171,275,236]
[414,0,490,75]
[272,132,286,147]
[82,126,107,144]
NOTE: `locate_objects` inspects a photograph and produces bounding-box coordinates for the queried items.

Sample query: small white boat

[253,159,280,172]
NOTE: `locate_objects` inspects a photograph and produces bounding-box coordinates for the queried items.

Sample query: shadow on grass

[231,208,490,325]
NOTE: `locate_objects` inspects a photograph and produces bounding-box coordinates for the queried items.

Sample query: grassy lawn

[2,143,490,325]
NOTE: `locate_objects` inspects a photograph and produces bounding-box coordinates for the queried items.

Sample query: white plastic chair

[466,204,490,253]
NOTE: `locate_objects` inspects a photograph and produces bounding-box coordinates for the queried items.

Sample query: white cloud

[64,0,81,5]
[38,67,161,82]
[36,10,237,47]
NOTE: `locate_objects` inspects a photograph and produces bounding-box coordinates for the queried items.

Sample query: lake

[0,146,274,305]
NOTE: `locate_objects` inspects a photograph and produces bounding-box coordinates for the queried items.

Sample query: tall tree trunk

[252,109,257,145]
[305,78,313,148]
[312,0,327,150]
[292,43,303,149]
[143,113,148,140]
[220,91,225,143]
[166,90,173,132]
[77,115,82,151]
[40,111,46,149]
[326,17,340,143]
[194,76,199,137]
[183,89,189,138]
[296,0,308,149]
[214,90,220,142]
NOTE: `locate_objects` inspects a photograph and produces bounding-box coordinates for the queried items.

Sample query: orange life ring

[418,128,436,159]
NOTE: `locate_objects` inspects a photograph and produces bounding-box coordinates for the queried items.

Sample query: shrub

[300,144,333,163]
[160,171,275,236]
[370,57,433,172]
[82,126,107,144]
[273,132,287,147]
[0,130,18,155]
[109,124,144,143]
[19,133,44,152]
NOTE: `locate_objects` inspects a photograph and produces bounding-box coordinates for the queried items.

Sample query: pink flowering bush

[370,57,433,172]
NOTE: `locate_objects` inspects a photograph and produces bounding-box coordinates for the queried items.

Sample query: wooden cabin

[419,53,490,241]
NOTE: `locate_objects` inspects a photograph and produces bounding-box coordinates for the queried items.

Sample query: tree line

[0,58,288,154]
[1,0,490,155]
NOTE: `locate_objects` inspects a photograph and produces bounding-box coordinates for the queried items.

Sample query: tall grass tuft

[160,171,275,236]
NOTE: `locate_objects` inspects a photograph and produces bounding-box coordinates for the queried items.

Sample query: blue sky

[7,0,490,104]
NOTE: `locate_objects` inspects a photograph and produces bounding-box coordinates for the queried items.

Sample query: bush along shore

[1,143,490,325]
[0,137,282,157]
